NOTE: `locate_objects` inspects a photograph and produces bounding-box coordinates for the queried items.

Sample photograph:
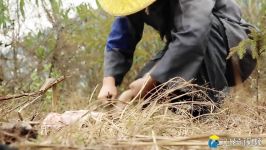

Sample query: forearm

[104,15,144,85]
[104,50,133,85]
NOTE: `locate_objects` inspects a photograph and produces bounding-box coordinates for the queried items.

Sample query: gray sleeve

[104,14,144,85]
[104,49,134,85]
[151,0,216,83]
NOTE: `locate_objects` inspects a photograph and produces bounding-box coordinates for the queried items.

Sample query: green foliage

[19,0,25,18]
[30,69,43,91]
[237,0,266,25]
[49,0,61,15]
[229,31,258,60]
[233,0,266,99]
[76,4,93,20]
[0,0,10,29]
[232,1,266,59]
[36,47,46,59]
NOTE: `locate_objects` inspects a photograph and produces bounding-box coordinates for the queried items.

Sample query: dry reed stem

[1,77,266,149]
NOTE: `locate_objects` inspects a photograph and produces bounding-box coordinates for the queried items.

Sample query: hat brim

[98,0,156,16]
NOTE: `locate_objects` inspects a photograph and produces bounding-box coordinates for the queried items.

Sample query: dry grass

[1,78,266,150]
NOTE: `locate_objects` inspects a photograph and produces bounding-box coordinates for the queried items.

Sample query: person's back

[97,0,256,108]
[214,0,242,21]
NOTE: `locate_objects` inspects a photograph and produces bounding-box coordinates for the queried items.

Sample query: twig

[18,95,43,115]
[152,130,159,150]
[0,92,37,101]
[12,134,266,149]
[2,76,67,117]
[17,112,23,121]
[18,144,94,150]
[3,99,30,116]
[0,76,66,102]
[89,84,99,105]
[132,134,266,142]
[38,76,66,93]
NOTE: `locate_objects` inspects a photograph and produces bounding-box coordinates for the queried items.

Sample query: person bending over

[97,0,256,107]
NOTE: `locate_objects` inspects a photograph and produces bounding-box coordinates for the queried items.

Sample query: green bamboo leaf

[0,0,10,28]
[35,0,39,7]
[49,0,60,15]
[20,0,25,18]
[95,0,103,10]
[36,47,46,59]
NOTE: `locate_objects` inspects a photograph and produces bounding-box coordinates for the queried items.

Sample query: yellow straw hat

[98,0,156,16]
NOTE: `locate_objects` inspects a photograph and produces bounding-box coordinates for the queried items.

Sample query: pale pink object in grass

[41,110,103,135]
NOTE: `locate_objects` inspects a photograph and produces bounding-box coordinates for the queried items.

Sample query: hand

[98,77,118,104]
[129,74,157,97]
[116,75,156,111]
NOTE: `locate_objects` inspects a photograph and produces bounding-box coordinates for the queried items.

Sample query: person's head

[98,0,157,16]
